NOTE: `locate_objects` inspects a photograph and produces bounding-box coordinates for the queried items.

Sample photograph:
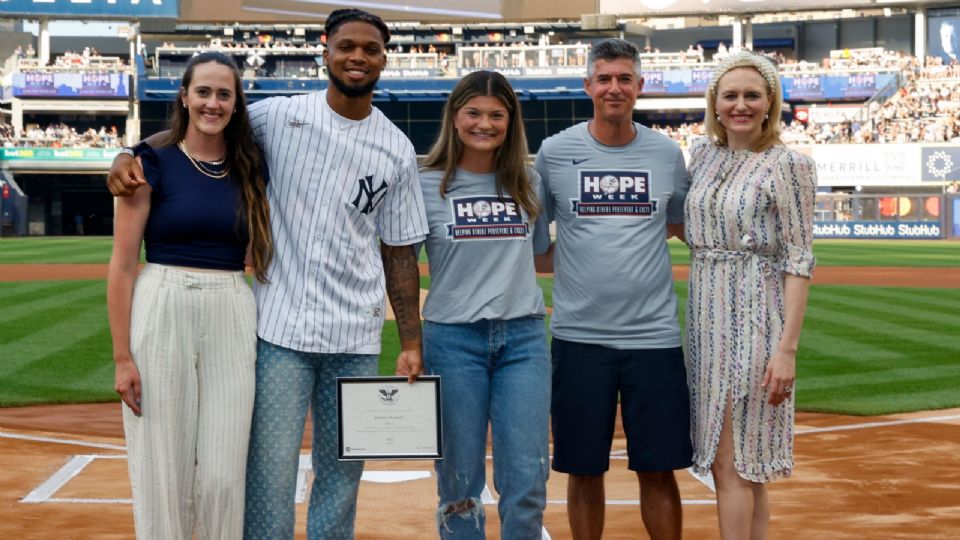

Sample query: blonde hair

[704,51,783,152]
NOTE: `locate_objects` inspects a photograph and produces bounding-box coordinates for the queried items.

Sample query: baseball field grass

[2,236,959,267]
[1,237,958,415]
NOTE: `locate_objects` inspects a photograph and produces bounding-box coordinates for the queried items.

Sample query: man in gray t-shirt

[532,38,692,540]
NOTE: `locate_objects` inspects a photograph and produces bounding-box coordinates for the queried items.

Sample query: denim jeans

[423,317,550,540]
[243,339,377,540]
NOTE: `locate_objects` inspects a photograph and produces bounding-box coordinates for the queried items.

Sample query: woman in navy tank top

[107,52,272,539]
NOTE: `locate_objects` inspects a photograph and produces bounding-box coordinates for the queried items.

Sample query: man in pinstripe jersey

[108,9,428,539]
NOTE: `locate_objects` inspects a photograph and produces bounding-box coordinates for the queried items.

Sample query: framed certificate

[337,376,442,461]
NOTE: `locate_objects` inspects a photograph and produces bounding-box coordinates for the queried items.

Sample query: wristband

[120,140,151,158]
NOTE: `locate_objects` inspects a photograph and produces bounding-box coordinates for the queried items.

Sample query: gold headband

[708,51,780,96]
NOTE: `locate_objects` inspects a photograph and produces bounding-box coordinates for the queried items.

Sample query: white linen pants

[122,263,256,540]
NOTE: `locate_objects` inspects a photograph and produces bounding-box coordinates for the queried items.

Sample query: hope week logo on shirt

[571,169,659,218]
[445,195,529,241]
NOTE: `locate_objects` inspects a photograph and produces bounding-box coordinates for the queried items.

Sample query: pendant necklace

[178,140,229,179]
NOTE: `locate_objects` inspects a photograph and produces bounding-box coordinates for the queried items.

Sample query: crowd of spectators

[649,50,960,146]
[0,123,121,149]
[15,47,127,73]
[159,39,322,51]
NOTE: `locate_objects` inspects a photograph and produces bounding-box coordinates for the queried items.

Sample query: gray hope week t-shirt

[420,168,546,323]
[532,122,689,349]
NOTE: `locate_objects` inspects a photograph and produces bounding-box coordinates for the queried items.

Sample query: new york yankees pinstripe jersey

[249,91,428,354]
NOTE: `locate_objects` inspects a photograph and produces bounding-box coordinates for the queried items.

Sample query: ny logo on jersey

[351,175,388,214]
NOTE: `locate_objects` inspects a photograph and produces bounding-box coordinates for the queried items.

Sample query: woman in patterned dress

[684,51,817,539]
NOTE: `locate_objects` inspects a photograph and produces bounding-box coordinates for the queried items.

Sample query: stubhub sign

[814,221,943,239]
[0,0,178,18]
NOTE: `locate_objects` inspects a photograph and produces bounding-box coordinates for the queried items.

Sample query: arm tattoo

[381,243,421,344]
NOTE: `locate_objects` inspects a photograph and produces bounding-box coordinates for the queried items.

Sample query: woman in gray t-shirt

[419,71,549,539]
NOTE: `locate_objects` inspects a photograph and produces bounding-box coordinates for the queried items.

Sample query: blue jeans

[243,339,377,540]
[423,317,550,540]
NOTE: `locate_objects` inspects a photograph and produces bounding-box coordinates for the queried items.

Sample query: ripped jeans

[423,317,550,540]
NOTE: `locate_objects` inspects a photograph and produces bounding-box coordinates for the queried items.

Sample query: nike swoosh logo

[288,120,310,127]
[572,158,590,165]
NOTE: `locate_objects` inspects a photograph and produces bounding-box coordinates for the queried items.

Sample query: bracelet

[120,140,151,158]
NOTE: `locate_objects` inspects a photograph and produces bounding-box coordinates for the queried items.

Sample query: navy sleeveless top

[141,144,248,271]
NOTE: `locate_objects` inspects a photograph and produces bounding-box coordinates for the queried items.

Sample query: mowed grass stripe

[804,303,960,352]
[0,381,116,406]
[0,283,107,347]
[810,239,960,267]
[800,384,960,416]
[0,237,115,264]
[0,281,84,306]
[0,287,109,378]
[802,362,960,392]
[0,281,104,325]
[795,326,904,363]
[9,326,113,388]
[4,237,959,266]
[808,287,960,330]
[0,276,957,414]
[838,286,960,315]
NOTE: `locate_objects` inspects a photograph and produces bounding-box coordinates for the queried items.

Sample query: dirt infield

[3,263,960,288]
[2,404,958,539]
[2,263,959,538]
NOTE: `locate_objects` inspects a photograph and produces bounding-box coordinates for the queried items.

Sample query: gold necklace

[178,140,229,179]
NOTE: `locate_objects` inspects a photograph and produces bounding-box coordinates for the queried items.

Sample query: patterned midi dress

[684,138,817,483]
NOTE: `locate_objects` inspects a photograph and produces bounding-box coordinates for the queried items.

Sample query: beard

[327,69,379,98]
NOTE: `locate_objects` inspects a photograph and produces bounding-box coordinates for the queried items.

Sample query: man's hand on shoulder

[107,152,146,197]
[108,132,168,197]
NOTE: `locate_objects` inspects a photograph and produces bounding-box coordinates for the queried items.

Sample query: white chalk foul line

[46,497,133,504]
[18,412,960,506]
[22,454,94,503]
[796,413,960,435]
[0,431,125,451]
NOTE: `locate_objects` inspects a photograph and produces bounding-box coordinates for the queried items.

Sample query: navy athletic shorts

[550,338,693,475]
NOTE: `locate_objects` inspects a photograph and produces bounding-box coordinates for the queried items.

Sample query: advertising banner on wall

[575,71,899,99]
[12,73,129,98]
[814,221,943,239]
[780,73,896,101]
[920,145,960,183]
[809,144,922,187]
[0,148,120,161]
[806,105,861,124]
[954,198,960,237]
[0,0,178,18]
[381,68,444,79]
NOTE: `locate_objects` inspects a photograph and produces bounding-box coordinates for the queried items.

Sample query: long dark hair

[158,51,273,282]
[422,70,539,220]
